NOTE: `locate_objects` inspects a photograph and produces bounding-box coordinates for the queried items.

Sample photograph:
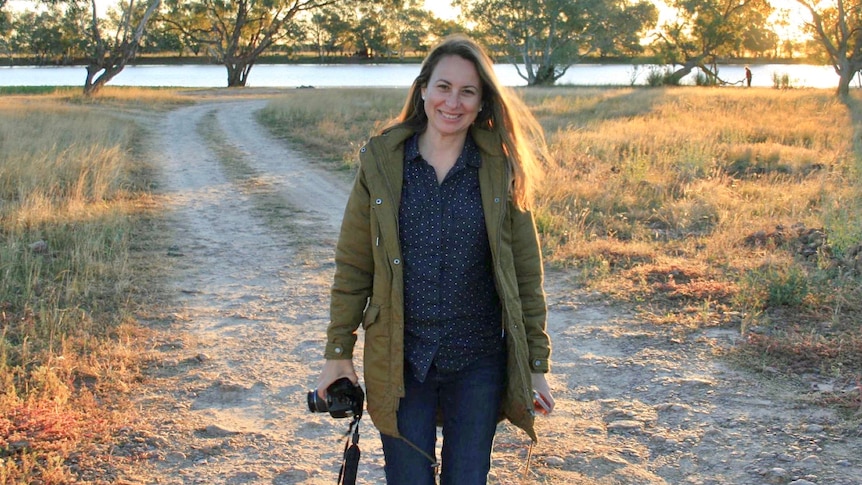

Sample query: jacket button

[360,146,367,153]
[393,258,400,265]
[375,198,383,205]
[534,359,541,367]
[494,197,500,203]
[335,347,343,354]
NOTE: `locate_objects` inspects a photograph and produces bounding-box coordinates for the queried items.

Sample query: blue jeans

[380,351,506,485]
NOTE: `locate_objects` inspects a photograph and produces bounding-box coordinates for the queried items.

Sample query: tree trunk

[81,0,161,96]
[226,61,253,87]
[532,64,557,86]
[669,58,703,85]
[837,69,853,97]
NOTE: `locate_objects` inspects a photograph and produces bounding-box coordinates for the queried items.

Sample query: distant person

[745,66,752,87]
[313,34,555,484]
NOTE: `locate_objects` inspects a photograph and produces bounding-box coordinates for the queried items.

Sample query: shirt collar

[405,132,482,169]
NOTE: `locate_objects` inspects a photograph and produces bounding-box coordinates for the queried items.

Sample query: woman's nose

[445,92,459,107]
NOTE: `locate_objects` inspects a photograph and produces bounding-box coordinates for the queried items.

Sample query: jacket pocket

[362,303,380,330]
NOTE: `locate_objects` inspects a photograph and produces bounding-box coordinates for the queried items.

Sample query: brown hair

[384,34,549,209]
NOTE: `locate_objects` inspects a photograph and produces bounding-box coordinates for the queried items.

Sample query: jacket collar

[380,124,505,159]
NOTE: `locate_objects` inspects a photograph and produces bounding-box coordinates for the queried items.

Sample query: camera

[307,377,364,419]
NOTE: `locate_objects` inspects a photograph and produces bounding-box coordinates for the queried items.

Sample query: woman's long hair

[384,34,549,210]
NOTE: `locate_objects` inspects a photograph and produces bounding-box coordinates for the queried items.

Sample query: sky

[424,0,460,21]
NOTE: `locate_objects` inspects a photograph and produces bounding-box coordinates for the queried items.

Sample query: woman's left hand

[531,373,555,414]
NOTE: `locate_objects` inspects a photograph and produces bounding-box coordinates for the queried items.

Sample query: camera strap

[337,415,361,485]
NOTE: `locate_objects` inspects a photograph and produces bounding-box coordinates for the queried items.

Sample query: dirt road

[126,94,862,484]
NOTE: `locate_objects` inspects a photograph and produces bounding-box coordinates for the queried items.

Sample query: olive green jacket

[324,125,551,441]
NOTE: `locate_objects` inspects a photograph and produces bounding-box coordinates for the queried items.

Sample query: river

[0,62,840,89]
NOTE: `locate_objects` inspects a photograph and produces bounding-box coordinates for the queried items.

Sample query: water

[0,62,841,90]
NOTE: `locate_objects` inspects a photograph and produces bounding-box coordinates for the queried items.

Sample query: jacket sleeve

[510,204,551,373]
[325,162,374,360]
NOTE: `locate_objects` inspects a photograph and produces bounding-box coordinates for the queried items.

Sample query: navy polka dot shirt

[399,133,504,383]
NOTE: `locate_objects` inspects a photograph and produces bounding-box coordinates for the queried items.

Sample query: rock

[797,455,821,470]
[543,456,565,467]
[606,420,643,432]
[763,467,789,484]
[164,451,187,463]
[28,240,48,253]
[199,424,239,438]
[789,480,817,485]
[804,424,824,433]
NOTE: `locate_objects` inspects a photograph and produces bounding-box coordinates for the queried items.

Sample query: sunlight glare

[424,0,460,20]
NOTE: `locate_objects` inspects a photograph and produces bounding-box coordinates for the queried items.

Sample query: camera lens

[307,390,328,413]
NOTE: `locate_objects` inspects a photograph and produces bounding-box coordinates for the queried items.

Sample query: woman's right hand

[316,359,359,399]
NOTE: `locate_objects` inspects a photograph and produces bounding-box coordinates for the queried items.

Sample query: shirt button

[375,198,383,205]
[360,146,367,153]
[393,258,400,265]
[494,197,500,203]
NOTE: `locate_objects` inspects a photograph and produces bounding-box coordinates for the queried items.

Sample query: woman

[315,34,554,485]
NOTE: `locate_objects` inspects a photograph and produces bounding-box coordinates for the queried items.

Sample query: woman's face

[421,55,483,140]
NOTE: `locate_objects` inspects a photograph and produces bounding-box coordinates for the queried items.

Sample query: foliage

[655,0,773,85]
[456,0,657,86]
[308,5,356,60]
[795,0,862,96]
[645,66,678,86]
[771,71,795,89]
[158,0,352,87]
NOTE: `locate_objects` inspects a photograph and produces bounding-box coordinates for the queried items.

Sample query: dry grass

[258,86,862,408]
[0,97,165,483]
[258,87,406,169]
[3,86,860,482]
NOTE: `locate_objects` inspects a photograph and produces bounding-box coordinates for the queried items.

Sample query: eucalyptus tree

[456,0,657,86]
[654,0,773,85]
[1,0,9,36]
[11,9,65,63]
[81,0,162,94]
[795,0,862,96]
[308,6,355,60]
[160,0,346,87]
[21,0,161,94]
[351,3,390,57]
[386,3,436,58]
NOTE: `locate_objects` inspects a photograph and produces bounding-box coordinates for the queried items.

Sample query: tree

[308,7,355,60]
[352,4,390,57]
[38,0,163,94]
[12,9,65,64]
[160,0,339,87]
[796,0,862,96]
[1,0,10,38]
[457,0,657,86]
[655,0,772,85]
[80,0,161,94]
